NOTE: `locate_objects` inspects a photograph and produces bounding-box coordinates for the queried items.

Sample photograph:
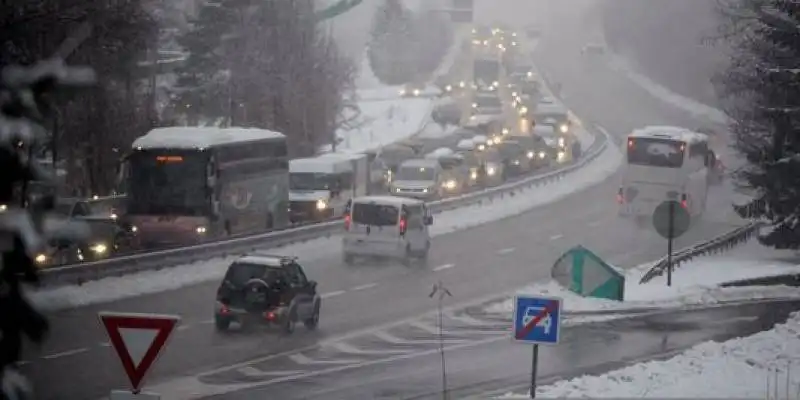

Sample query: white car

[342,196,432,265]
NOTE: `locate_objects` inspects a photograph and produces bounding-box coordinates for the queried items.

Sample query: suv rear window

[223,263,284,287]
[352,203,399,226]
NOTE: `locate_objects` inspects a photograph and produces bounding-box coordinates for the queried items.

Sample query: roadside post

[652,200,691,286]
[512,295,563,398]
[99,312,180,399]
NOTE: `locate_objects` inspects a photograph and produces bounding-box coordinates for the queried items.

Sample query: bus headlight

[559,124,569,133]
[316,199,328,210]
[196,226,207,234]
[35,253,47,265]
[527,151,535,159]
[91,243,108,255]
[558,137,566,148]
[487,166,496,176]
[442,180,457,190]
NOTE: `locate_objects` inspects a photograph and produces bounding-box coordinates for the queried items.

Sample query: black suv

[214,254,321,333]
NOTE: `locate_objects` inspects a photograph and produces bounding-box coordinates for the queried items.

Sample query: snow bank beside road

[500,311,800,398]
[485,256,800,315]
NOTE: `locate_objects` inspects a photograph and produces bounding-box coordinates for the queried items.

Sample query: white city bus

[618,126,713,227]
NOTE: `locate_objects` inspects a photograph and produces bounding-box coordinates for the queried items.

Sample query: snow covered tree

[717,0,800,249]
[367,0,417,84]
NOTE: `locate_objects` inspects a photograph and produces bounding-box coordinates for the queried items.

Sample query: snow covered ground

[485,253,800,316]
[499,310,800,398]
[30,128,620,311]
[606,54,730,125]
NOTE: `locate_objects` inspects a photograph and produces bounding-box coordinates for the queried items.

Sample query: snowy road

[24,3,748,400]
[191,299,800,399]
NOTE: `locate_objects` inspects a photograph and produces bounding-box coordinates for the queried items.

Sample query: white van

[289,155,367,223]
[342,196,433,265]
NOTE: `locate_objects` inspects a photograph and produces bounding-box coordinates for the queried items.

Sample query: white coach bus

[618,126,715,227]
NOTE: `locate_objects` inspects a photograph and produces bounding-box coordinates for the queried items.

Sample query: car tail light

[680,194,688,209]
[399,218,407,236]
[344,214,351,230]
[617,188,624,204]
[263,311,275,321]
[218,302,230,315]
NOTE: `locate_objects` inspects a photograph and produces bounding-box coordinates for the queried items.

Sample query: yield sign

[99,312,180,391]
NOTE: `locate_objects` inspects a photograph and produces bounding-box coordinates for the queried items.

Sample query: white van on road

[289,154,368,223]
[390,159,444,200]
[342,196,432,265]
[619,126,713,228]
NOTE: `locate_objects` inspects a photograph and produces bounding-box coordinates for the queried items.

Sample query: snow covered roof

[630,126,708,143]
[290,156,353,174]
[471,135,488,144]
[352,195,424,207]
[132,127,285,149]
[425,147,455,159]
[457,139,476,150]
[400,158,439,168]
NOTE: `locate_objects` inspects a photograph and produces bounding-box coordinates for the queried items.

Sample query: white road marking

[372,330,468,345]
[549,234,564,240]
[413,317,504,336]
[496,248,515,255]
[326,341,410,356]
[443,311,494,327]
[237,366,304,378]
[350,283,377,292]
[321,290,346,299]
[409,320,442,335]
[432,263,455,272]
[289,353,363,365]
[176,324,191,331]
[98,342,111,347]
[42,348,88,360]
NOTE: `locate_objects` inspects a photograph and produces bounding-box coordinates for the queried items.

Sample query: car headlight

[512,91,518,97]
[91,243,108,254]
[487,166,496,176]
[459,81,466,88]
[196,226,207,234]
[470,171,478,180]
[442,180,457,190]
[35,253,47,265]
[512,41,518,46]
[110,213,118,220]
[445,85,452,92]
[470,115,477,120]
[527,71,533,78]
[539,151,546,159]
[492,81,499,87]
[316,199,328,210]
[558,137,566,148]
[513,160,520,165]
[472,103,478,108]
[477,144,486,151]
[472,39,480,45]
[413,89,421,96]
[422,188,429,193]
[130,225,138,233]
[399,89,406,95]
[502,128,510,135]
[0,204,6,212]
[557,151,566,161]
[559,124,569,133]
[519,106,528,115]
[527,151,535,159]
[483,40,488,46]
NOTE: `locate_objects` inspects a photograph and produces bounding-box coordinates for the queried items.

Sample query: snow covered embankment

[485,256,800,315]
[500,310,800,398]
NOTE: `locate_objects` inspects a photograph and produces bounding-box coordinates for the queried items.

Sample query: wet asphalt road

[198,299,800,400]
[24,2,750,399]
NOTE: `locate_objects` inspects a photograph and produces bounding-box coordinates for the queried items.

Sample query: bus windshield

[127,150,209,216]
[627,137,685,168]
[290,173,337,191]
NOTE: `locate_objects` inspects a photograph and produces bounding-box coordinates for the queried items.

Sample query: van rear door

[348,201,403,250]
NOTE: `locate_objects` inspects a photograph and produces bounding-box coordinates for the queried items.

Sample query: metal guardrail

[40,128,610,287]
[639,221,764,284]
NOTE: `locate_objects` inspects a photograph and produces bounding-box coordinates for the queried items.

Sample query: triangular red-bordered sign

[99,312,180,391]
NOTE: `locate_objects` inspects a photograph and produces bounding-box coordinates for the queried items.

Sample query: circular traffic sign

[652,200,691,239]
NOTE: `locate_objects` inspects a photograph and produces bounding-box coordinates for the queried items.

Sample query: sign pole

[667,201,674,287]
[530,344,539,398]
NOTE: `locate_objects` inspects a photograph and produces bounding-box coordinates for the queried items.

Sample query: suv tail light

[217,301,230,315]
[680,194,688,209]
[344,214,351,230]
[399,218,407,236]
[617,188,624,204]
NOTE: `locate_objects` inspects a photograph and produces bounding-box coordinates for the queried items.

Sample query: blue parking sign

[512,295,562,345]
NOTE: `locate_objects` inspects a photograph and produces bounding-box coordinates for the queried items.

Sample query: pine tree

[718,0,800,249]
[367,0,416,84]
[173,0,245,124]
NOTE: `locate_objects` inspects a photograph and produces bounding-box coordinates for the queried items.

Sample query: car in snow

[214,253,321,333]
[390,158,445,200]
[400,82,439,98]
[342,195,432,266]
[467,94,504,129]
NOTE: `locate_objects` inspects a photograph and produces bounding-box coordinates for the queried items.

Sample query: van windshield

[397,166,436,181]
[627,137,685,168]
[290,172,337,191]
[352,203,399,226]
